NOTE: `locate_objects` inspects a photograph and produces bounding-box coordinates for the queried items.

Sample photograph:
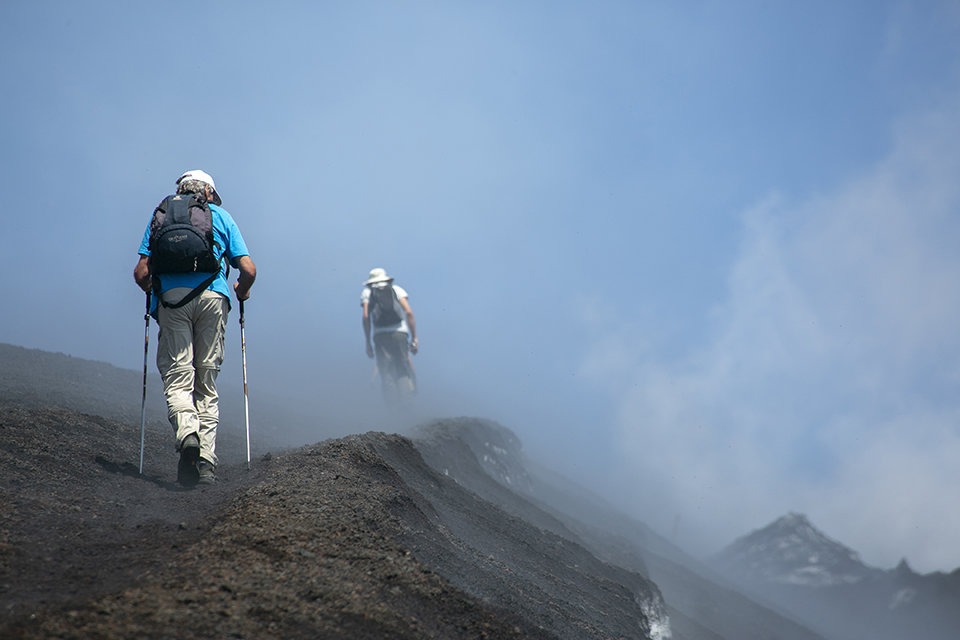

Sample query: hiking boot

[198,459,217,485]
[177,433,201,487]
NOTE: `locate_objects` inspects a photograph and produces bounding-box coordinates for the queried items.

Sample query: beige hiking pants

[156,289,228,467]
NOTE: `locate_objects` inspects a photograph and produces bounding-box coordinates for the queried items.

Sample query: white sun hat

[363,268,394,286]
[176,169,222,206]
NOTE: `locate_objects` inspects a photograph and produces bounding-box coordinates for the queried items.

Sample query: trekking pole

[139,291,151,475]
[239,299,251,470]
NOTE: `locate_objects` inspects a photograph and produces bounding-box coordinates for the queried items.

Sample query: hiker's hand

[366,343,374,359]
[235,256,256,301]
[410,338,419,355]
[133,256,152,291]
[234,282,251,301]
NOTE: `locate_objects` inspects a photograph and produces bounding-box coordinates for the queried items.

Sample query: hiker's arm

[233,256,257,301]
[399,298,418,354]
[362,303,374,358]
[134,255,151,292]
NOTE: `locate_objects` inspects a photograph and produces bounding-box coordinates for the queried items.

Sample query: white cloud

[812,409,960,571]
[583,98,960,572]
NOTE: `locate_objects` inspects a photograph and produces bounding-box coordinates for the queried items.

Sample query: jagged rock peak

[768,512,825,539]
[894,558,914,575]
[711,512,872,587]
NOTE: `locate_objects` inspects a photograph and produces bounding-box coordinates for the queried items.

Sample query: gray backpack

[369,285,403,327]
[148,194,226,308]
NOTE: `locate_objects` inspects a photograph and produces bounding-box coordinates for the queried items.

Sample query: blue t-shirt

[139,202,249,317]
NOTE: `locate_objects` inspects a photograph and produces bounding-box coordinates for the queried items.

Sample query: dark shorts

[373,331,414,406]
[373,331,412,380]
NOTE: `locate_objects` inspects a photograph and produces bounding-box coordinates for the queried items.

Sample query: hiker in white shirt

[361,268,418,407]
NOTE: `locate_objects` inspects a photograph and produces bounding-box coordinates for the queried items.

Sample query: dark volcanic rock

[372,428,670,640]
[0,403,558,639]
[411,418,827,640]
[711,513,872,587]
[0,343,840,640]
[0,342,322,465]
[0,353,662,639]
[0,343,162,426]
[710,513,960,640]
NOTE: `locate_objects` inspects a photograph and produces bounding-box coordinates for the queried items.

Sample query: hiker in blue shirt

[134,170,257,487]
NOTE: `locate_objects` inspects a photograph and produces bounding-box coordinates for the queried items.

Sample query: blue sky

[3,1,960,572]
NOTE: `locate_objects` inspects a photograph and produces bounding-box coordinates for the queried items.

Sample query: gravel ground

[0,406,663,639]
[0,403,561,639]
[0,344,663,639]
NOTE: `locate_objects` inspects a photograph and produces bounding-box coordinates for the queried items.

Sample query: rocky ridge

[710,512,960,640]
[711,513,871,587]
[0,344,669,639]
[0,343,836,640]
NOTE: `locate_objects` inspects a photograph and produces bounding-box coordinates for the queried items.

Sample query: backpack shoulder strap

[148,197,171,251]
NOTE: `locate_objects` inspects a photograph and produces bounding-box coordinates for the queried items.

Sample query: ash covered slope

[0,342,163,426]
[0,405,559,639]
[372,428,671,640]
[1,344,667,639]
[411,418,827,640]
[710,513,960,640]
[0,342,319,462]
